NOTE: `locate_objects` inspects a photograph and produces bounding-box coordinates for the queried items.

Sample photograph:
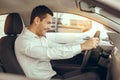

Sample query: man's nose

[48,25,52,29]
[47,26,52,30]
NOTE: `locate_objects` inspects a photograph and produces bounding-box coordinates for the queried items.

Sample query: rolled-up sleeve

[47,44,81,59]
[24,40,81,60]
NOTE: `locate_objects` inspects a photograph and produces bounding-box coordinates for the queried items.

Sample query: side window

[52,13,92,33]
[47,12,111,43]
[47,12,113,43]
[0,14,8,38]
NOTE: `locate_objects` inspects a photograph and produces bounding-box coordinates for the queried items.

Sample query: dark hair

[30,5,53,24]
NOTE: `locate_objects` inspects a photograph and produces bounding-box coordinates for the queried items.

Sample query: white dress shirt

[15,28,82,80]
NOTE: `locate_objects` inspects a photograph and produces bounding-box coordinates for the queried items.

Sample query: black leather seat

[0,13,25,75]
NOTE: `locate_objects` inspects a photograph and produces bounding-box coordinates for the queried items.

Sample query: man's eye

[48,22,51,24]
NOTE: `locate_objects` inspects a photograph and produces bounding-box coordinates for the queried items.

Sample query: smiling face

[36,14,52,36]
[28,5,53,36]
[30,13,52,36]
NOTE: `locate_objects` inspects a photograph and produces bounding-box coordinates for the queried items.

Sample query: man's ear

[34,17,40,24]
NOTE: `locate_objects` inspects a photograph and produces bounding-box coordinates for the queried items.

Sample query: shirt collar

[23,27,42,39]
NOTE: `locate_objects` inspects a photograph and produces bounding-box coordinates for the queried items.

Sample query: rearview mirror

[79,1,95,13]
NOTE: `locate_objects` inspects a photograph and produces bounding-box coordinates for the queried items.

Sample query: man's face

[36,14,52,36]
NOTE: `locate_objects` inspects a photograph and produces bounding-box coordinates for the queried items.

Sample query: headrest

[4,13,23,35]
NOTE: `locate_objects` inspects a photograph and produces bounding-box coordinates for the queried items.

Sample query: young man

[15,5,99,80]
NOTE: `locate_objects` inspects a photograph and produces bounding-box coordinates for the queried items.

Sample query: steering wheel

[80,31,100,68]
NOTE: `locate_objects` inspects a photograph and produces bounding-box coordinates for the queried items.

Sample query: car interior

[0,0,120,80]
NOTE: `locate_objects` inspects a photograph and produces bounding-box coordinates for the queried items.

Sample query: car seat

[0,13,25,75]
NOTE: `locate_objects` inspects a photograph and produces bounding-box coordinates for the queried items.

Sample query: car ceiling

[0,0,78,14]
[0,0,82,25]
[97,0,120,11]
[0,0,120,32]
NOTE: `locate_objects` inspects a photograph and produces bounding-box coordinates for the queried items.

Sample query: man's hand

[81,38,99,51]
